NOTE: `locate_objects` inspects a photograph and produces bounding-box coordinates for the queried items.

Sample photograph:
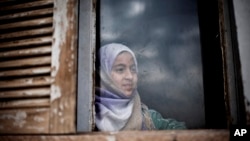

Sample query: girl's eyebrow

[113,63,136,67]
[113,64,126,68]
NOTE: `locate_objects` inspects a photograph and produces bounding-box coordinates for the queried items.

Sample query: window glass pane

[100,0,204,128]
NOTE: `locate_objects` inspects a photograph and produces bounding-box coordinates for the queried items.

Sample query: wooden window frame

[218,0,247,125]
[49,0,78,133]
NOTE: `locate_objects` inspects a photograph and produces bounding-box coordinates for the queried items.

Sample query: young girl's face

[111,51,138,96]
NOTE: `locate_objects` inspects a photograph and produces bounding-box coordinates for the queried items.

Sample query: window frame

[77,0,96,132]
[76,0,247,132]
[218,0,246,125]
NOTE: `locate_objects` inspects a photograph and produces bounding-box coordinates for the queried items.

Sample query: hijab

[95,43,155,131]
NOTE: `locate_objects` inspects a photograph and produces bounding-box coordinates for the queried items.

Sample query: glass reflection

[100,0,204,128]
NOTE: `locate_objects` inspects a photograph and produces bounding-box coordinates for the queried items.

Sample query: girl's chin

[122,90,133,97]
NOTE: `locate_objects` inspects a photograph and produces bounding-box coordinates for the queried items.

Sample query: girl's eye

[115,67,124,73]
[131,66,137,73]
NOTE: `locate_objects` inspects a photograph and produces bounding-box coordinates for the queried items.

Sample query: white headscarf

[95,43,143,131]
[99,43,138,77]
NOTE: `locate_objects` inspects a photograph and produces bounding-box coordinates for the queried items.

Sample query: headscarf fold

[95,43,155,131]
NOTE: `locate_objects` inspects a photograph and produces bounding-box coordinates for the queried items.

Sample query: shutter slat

[0,87,50,98]
[0,0,53,11]
[0,0,15,2]
[0,0,56,134]
[0,98,50,109]
[0,27,53,40]
[0,36,52,48]
[0,56,51,68]
[0,8,53,21]
[0,46,51,58]
[0,66,51,77]
[0,76,53,89]
[0,17,52,30]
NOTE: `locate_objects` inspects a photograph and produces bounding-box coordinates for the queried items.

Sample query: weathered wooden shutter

[0,0,77,134]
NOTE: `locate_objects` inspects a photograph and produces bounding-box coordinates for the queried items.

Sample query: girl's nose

[125,69,133,79]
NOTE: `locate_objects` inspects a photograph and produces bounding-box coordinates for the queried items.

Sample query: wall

[232,0,250,123]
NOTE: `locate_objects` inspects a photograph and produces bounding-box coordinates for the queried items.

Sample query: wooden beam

[0,0,53,11]
[0,8,53,21]
[0,66,51,77]
[0,27,53,40]
[0,46,51,58]
[0,87,50,98]
[0,56,51,68]
[0,98,50,108]
[0,76,53,88]
[0,17,53,30]
[0,36,52,48]
[0,130,229,141]
[49,0,78,133]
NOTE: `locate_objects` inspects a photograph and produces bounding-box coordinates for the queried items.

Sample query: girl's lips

[122,84,133,90]
[123,84,132,87]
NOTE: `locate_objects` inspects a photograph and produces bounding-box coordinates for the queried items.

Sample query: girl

[95,43,186,131]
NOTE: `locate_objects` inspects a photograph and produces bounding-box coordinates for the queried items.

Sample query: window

[76,0,243,131]
[0,0,248,135]
[97,0,205,129]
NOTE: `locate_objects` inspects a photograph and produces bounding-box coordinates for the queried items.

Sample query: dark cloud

[100,0,204,128]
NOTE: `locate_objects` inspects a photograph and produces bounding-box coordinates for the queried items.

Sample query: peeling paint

[53,108,58,114]
[40,136,46,140]
[48,0,77,133]
[9,99,48,107]
[36,109,47,112]
[68,61,72,67]
[68,61,73,72]
[21,89,50,96]
[50,85,61,101]
[33,116,45,122]
[25,79,33,84]
[26,126,45,132]
[59,104,64,110]
[60,118,64,124]
[51,0,69,77]
[64,101,69,108]
[0,111,27,128]
[23,91,33,96]
[35,76,53,83]
[32,68,51,73]
[106,135,116,141]
[30,49,39,53]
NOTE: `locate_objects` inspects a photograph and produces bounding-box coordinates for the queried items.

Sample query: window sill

[0,129,229,141]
